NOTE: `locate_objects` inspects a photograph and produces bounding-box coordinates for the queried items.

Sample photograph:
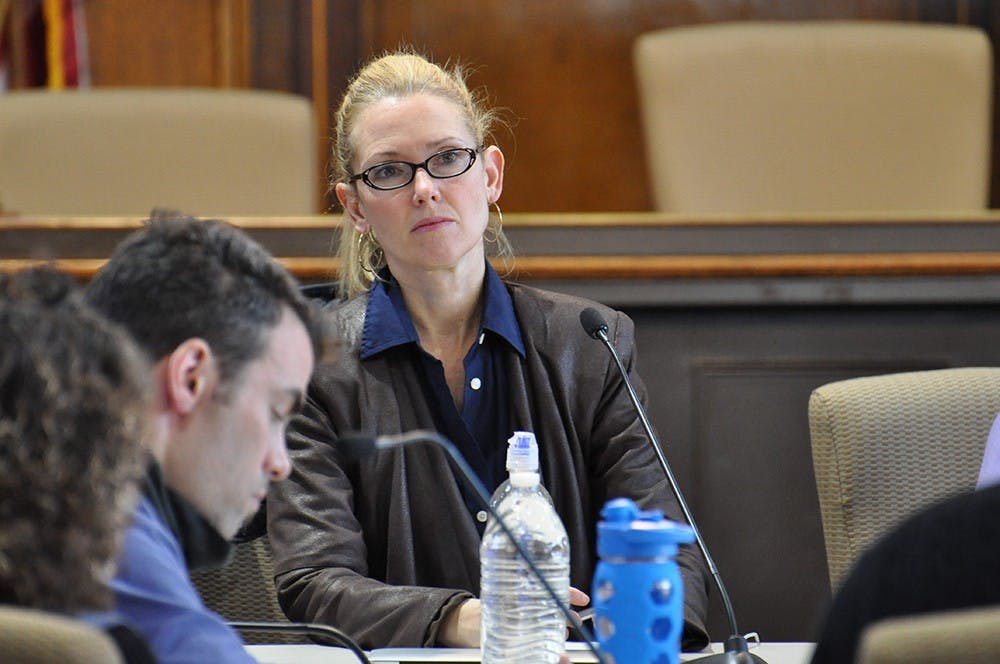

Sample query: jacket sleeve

[266,394,473,648]
[587,309,711,650]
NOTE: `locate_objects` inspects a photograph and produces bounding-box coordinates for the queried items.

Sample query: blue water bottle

[592,497,695,664]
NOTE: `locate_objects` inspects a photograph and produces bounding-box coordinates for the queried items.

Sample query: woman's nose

[411,168,440,203]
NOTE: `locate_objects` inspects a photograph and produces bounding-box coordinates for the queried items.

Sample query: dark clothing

[365,269,524,528]
[811,483,1000,664]
[267,280,711,650]
[139,464,232,571]
[107,623,160,664]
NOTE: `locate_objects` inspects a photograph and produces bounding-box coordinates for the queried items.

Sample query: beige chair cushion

[0,606,123,663]
[857,604,1000,664]
[634,21,993,212]
[808,367,1000,590]
[0,88,316,216]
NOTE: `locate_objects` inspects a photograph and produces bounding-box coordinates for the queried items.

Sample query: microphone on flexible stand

[339,430,611,664]
[579,308,766,664]
[229,621,371,663]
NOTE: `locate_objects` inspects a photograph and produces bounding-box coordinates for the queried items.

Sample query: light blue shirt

[977,412,1000,489]
[112,496,255,664]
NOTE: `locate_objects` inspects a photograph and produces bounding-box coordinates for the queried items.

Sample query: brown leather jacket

[267,283,710,649]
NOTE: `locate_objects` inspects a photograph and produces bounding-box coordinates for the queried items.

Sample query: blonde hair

[333,48,512,299]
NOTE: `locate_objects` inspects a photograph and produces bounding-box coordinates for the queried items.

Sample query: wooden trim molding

[7,252,1000,282]
[0,216,335,230]
[507,253,1000,278]
[6,213,1000,288]
[7,210,1000,230]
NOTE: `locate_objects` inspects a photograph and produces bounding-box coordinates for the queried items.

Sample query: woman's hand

[440,586,592,653]
[438,598,481,647]
[569,586,591,618]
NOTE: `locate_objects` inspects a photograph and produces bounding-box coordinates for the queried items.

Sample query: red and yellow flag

[42,0,87,88]
[0,0,88,91]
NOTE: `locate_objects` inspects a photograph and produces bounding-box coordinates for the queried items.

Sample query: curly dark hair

[0,267,149,612]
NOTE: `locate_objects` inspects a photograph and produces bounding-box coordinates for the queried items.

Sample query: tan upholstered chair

[808,367,1000,591]
[0,88,316,215]
[0,606,123,663]
[857,604,1000,664]
[633,21,993,213]
[190,536,306,645]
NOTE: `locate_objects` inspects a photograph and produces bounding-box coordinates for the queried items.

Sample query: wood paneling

[633,304,1000,640]
[73,1,1000,211]
[85,0,249,87]
[340,0,991,212]
[356,2,657,212]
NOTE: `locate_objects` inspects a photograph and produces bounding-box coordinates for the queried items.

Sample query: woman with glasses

[266,48,710,652]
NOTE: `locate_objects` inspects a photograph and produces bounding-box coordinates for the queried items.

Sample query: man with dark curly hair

[86,211,325,664]
[0,267,154,663]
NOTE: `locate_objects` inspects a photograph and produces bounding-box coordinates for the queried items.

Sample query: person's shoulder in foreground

[811,483,1000,664]
[0,267,155,663]
[86,210,328,664]
[113,476,250,662]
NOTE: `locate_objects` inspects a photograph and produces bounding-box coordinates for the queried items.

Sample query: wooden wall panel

[342,0,984,212]
[357,2,656,212]
[75,1,1000,212]
[85,0,249,87]
[631,304,1000,641]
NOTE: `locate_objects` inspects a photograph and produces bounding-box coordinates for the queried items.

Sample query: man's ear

[336,182,369,235]
[163,338,216,416]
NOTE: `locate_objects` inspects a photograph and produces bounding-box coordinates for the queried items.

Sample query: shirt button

[476,510,488,523]
[478,332,485,345]
[470,377,482,390]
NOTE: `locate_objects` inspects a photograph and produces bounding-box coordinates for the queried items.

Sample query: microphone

[229,621,371,663]
[339,430,611,664]
[579,307,765,664]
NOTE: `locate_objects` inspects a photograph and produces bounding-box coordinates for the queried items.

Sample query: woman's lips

[412,217,452,232]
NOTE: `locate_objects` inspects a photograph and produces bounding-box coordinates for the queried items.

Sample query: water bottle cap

[506,431,539,473]
[597,497,695,559]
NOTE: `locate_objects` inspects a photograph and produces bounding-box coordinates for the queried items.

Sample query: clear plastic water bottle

[592,497,694,664]
[480,431,569,664]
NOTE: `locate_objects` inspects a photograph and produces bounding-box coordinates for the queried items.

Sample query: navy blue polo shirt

[359,264,525,533]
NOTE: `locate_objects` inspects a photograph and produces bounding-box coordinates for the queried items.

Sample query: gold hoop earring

[484,202,503,244]
[357,230,383,277]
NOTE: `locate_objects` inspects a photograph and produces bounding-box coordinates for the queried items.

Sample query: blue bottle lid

[597,497,695,558]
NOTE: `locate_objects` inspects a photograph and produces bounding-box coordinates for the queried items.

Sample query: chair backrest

[190,536,305,645]
[857,604,1000,664]
[0,606,123,664]
[808,367,1000,590]
[300,281,339,303]
[633,21,993,213]
[0,88,316,215]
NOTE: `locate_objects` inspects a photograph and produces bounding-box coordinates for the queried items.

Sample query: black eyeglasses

[349,147,479,191]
